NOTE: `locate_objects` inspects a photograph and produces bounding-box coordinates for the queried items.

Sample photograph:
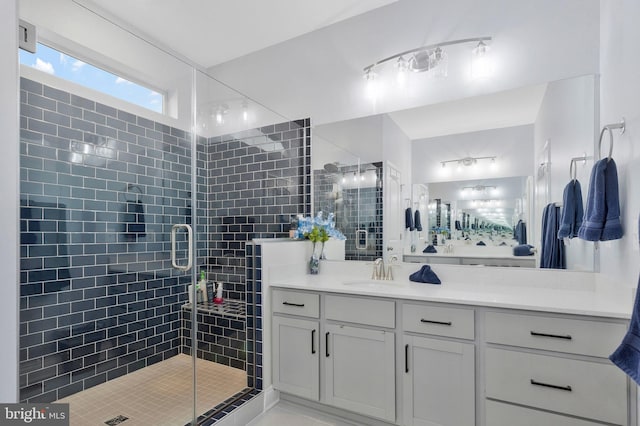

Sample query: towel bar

[598,118,626,162]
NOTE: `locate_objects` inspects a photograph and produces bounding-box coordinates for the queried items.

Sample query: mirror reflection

[312,75,597,271]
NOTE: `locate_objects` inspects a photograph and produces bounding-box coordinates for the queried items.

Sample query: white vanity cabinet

[270,284,633,426]
[402,303,476,426]
[323,295,396,422]
[271,289,320,401]
[484,311,629,426]
[271,289,396,423]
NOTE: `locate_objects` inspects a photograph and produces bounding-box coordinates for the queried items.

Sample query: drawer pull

[282,301,305,307]
[420,318,453,326]
[405,344,409,373]
[530,331,572,340]
[530,379,572,392]
[325,332,330,357]
[311,329,316,354]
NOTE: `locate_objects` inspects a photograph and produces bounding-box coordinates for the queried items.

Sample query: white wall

[533,75,598,271]
[1,0,20,403]
[382,115,411,190]
[598,0,640,287]
[411,125,534,184]
[209,0,599,127]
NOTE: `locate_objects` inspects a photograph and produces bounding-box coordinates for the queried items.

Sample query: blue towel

[423,245,437,253]
[409,265,441,284]
[414,210,422,231]
[514,220,527,245]
[603,159,623,240]
[558,180,584,239]
[578,159,623,241]
[405,208,414,230]
[513,244,534,256]
[540,203,565,269]
[609,216,640,384]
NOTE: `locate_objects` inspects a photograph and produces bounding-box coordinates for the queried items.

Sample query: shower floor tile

[56,354,247,426]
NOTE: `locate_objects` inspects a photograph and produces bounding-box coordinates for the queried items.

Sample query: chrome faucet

[371,255,398,280]
[385,255,398,281]
[372,258,385,280]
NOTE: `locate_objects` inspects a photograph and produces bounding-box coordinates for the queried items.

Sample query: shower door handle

[171,224,193,271]
[355,229,368,250]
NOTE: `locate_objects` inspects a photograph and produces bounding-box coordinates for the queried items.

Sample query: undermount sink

[342,280,399,288]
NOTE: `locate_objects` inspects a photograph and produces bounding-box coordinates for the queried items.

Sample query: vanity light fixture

[363,36,492,92]
[440,155,496,168]
[462,184,497,193]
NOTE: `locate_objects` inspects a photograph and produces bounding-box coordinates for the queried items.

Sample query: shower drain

[104,415,129,425]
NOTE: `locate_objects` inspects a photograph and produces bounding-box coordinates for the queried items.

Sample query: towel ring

[569,160,577,181]
[598,126,614,162]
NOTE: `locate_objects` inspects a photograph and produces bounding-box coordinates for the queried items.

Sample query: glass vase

[309,252,320,275]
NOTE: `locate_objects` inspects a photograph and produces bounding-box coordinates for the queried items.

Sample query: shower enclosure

[18,1,302,424]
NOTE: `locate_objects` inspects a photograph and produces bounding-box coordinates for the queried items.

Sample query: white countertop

[268,261,634,319]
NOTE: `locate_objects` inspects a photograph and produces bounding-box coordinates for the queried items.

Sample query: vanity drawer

[403,303,474,340]
[485,400,607,426]
[325,295,395,328]
[272,289,319,318]
[485,348,627,425]
[485,311,626,358]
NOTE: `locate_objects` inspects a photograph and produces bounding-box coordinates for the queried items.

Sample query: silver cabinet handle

[171,224,193,271]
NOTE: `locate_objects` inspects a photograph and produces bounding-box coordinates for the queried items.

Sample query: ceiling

[81,0,398,68]
[29,0,597,145]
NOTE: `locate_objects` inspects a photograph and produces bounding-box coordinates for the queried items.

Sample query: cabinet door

[403,335,475,426]
[324,324,395,422]
[272,316,319,400]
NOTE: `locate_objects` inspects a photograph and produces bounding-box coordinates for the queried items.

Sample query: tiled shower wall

[205,121,311,299]
[19,77,200,402]
[19,75,311,404]
[313,162,382,261]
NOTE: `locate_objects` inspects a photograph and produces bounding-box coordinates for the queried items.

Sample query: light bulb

[363,69,378,101]
[395,57,408,88]
[242,101,249,122]
[215,110,223,125]
[471,40,493,79]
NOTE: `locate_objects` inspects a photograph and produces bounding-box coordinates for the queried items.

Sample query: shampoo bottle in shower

[214,282,224,304]
[198,269,207,303]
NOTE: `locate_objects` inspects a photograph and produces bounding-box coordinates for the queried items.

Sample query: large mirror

[312,74,598,271]
[200,0,601,271]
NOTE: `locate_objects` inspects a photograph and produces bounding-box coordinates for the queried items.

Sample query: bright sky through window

[19,43,163,113]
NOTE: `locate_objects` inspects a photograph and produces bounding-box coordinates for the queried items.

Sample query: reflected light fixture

[440,155,496,168]
[363,36,491,94]
[462,184,498,193]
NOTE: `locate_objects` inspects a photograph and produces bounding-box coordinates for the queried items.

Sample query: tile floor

[246,401,363,426]
[56,354,247,426]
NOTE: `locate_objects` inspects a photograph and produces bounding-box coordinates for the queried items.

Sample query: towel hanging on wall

[414,210,422,231]
[609,215,640,384]
[540,203,565,269]
[558,180,584,239]
[577,158,623,241]
[405,207,414,230]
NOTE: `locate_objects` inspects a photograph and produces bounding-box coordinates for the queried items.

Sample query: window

[19,43,163,114]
